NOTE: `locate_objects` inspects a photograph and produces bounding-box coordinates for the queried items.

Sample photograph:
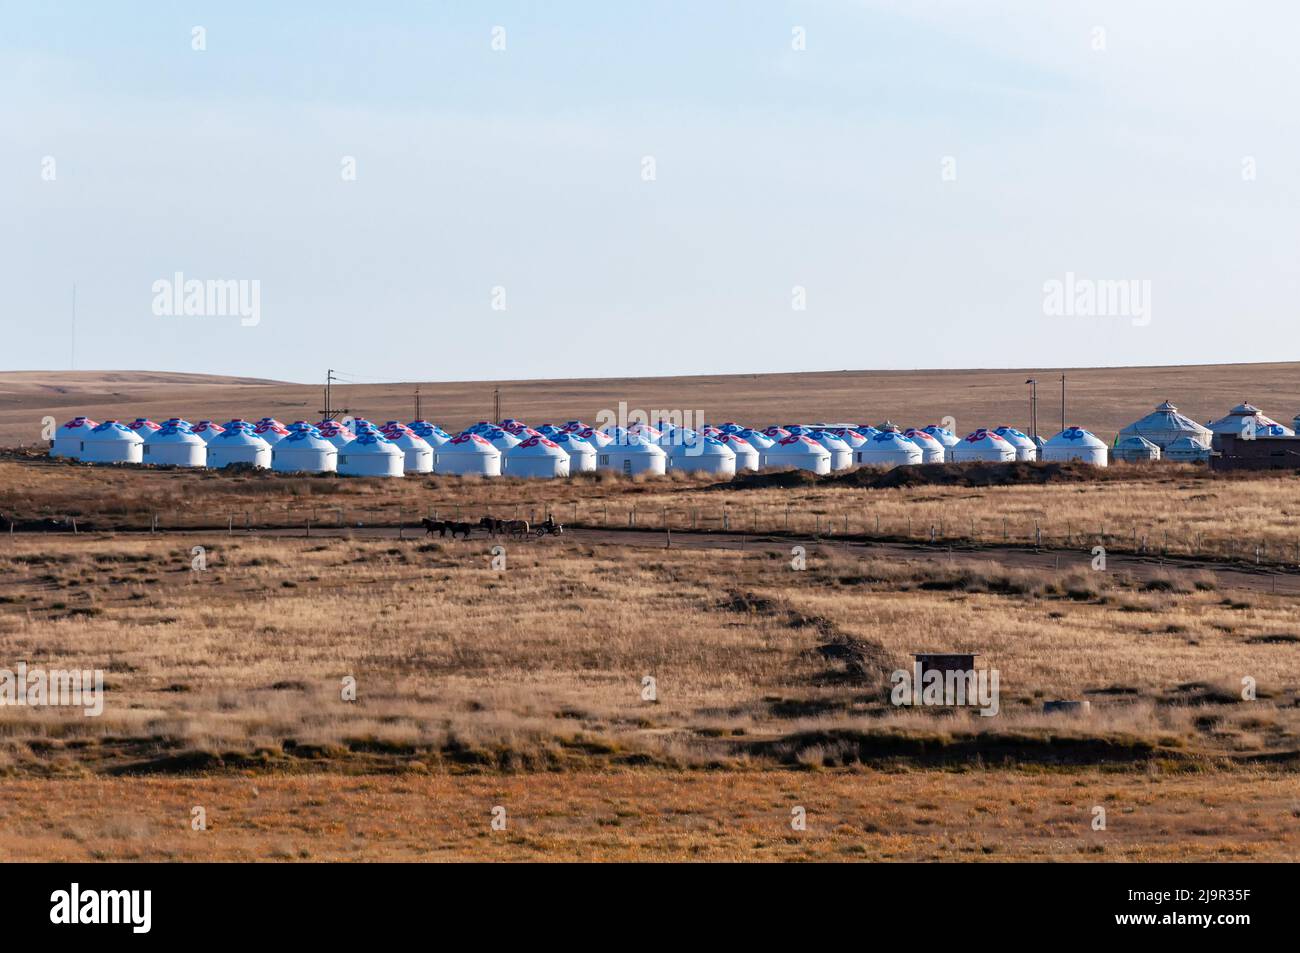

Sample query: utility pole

[415,385,421,422]
[1061,374,1066,433]
[1025,378,1038,440]
[493,388,500,423]
[319,369,348,421]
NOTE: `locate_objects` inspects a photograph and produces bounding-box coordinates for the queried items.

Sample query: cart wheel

[534,527,546,537]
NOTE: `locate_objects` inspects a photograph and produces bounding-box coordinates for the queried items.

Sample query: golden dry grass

[0,769,1295,861]
[2,460,1297,861]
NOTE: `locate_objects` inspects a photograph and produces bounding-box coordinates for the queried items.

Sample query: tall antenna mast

[415,385,421,422]
[494,387,500,422]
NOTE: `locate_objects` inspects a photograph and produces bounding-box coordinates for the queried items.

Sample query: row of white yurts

[48,414,1112,475]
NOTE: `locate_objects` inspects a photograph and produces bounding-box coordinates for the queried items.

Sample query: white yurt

[408,420,451,446]
[1042,426,1109,466]
[857,430,923,468]
[81,420,145,464]
[824,427,868,454]
[808,430,854,470]
[1164,434,1212,462]
[381,422,434,473]
[316,419,356,449]
[127,418,160,440]
[273,426,338,473]
[666,435,736,477]
[480,426,522,452]
[253,417,290,445]
[716,433,760,471]
[596,433,668,476]
[504,435,571,478]
[434,432,503,476]
[762,426,793,442]
[718,421,745,435]
[1118,400,1212,450]
[760,435,832,474]
[536,424,562,438]
[577,426,614,450]
[782,424,815,436]
[143,422,206,467]
[499,418,527,435]
[951,429,1016,463]
[550,432,598,472]
[903,429,946,464]
[190,420,225,443]
[559,419,587,433]
[920,425,961,461]
[338,430,404,477]
[735,427,775,450]
[208,425,272,468]
[1112,434,1161,463]
[1207,402,1289,447]
[992,426,1038,462]
[51,416,97,459]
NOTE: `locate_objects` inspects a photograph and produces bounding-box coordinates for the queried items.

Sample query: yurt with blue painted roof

[921,425,960,461]
[270,423,338,473]
[143,421,206,467]
[316,419,355,449]
[504,435,570,478]
[716,432,760,471]
[82,420,145,464]
[736,427,774,450]
[665,434,736,476]
[253,417,290,445]
[551,431,597,472]
[51,416,97,459]
[381,422,434,473]
[272,424,338,473]
[208,424,272,468]
[596,430,668,476]
[993,426,1037,462]
[338,429,403,477]
[903,428,946,464]
[408,420,451,446]
[434,432,502,476]
[808,430,853,470]
[480,426,521,452]
[577,426,613,450]
[1042,427,1108,466]
[126,418,160,441]
[952,429,1016,463]
[760,434,831,474]
[857,430,922,468]
[825,427,868,455]
[190,420,225,443]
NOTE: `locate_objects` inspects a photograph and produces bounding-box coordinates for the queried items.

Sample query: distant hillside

[3,363,1299,446]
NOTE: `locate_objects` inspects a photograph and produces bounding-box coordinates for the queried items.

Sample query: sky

[3,1,1298,385]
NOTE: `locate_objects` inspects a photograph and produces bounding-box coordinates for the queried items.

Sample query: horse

[422,517,473,539]
[503,519,530,539]
[479,516,507,536]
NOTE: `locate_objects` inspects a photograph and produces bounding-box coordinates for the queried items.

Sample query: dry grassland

[7,457,1300,566]
[1,458,1297,860]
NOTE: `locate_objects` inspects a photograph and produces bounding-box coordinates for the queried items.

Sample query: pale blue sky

[3,1,1298,383]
